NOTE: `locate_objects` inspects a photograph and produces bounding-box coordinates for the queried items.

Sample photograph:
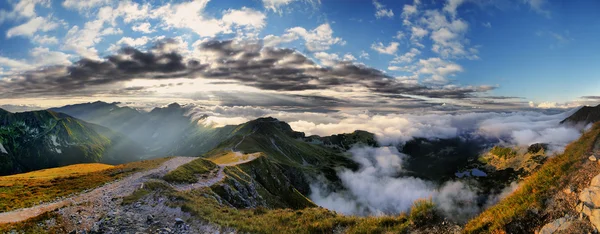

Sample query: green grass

[167,188,438,234]
[464,122,600,233]
[489,146,518,159]
[211,156,316,209]
[0,157,172,212]
[163,158,217,183]
[121,180,172,205]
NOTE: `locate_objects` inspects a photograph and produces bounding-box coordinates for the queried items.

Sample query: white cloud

[132,22,155,33]
[343,53,356,61]
[443,0,465,18]
[29,47,72,66]
[0,56,33,71]
[262,0,294,13]
[62,2,149,59]
[391,48,421,64]
[418,57,463,83]
[310,146,434,216]
[116,36,151,47]
[151,1,266,39]
[314,52,356,66]
[421,10,477,59]
[373,0,394,19]
[395,31,405,40]
[359,50,370,60]
[6,16,58,38]
[62,0,111,12]
[410,26,428,42]
[371,41,400,55]
[0,0,50,23]
[269,23,344,51]
[289,109,582,152]
[401,0,420,25]
[32,35,58,44]
[524,0,551,18]
[482,22,491,28]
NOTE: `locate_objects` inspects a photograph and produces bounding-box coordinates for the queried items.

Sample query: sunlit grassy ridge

[1,163,114,180]
[163,158,217,183]
[0,157,171,212]
[208,151,262,165]
[464,122,600,233]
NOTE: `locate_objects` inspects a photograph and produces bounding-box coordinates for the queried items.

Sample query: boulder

[590,155,598,162]
[591,174,600,187]
[537,216,572,234]
[578,173,600,231]
[579,187,600,209]
[175,218,184,224]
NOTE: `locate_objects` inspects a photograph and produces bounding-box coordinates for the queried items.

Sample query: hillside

[52,102,236,157]
[0,109,143,175]
[464,122,600,233]
[561,104,600,125]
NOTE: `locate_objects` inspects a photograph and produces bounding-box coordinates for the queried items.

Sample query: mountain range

[4,101,598,178]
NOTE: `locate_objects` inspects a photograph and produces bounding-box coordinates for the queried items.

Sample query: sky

[0,0,599,113]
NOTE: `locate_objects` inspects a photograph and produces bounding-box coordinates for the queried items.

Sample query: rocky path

[172,156,257,192]
[0,155,259,233]
[0,157,196,225]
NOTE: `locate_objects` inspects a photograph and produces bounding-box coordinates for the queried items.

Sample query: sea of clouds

[186,105,589,220]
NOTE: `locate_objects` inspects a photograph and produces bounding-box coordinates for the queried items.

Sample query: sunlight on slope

[208,151,262,165]
[0,163,114,181]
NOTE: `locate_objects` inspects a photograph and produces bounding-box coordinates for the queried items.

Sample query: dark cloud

[0,39,494,101]
[582,96,600,100]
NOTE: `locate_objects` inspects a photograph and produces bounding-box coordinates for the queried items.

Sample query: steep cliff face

[0,109,143,175]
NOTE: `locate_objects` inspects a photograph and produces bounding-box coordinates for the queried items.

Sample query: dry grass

[0,163,114,181]
[0,157,172,212]
[0,211,68,234]
[464,123,600,233]
[208,151,262,165]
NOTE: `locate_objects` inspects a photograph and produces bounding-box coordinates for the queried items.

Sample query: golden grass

[0,211,67,234]
[0,163,114,181]
[0,157,172,212]
[464,123,600,233]
[208,151,262,165]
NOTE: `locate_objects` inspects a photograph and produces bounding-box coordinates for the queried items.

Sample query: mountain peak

[167,103,181,109]
[561,104,600,125]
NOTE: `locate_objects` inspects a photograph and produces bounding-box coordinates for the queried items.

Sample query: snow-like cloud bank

[185,104,584,153]
[289,109,582,153]
[310,146,491,222]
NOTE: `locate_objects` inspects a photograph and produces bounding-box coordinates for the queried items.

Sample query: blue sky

[0,0,598,111]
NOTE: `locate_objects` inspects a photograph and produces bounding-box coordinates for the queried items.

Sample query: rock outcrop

[537,216,573,234]
[577,173,600,231]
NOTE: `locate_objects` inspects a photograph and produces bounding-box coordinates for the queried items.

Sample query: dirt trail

[173,156,257,191]
[0,155,258,228]
[0,156,196,225]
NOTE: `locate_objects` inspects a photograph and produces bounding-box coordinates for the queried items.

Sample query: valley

[0,103,599,233]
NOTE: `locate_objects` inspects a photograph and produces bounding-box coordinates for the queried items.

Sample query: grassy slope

[0,157,171,212]
[163,158,217,183]
[134,184,437,234]
[210,156,316,209]
[464,122,600,233]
